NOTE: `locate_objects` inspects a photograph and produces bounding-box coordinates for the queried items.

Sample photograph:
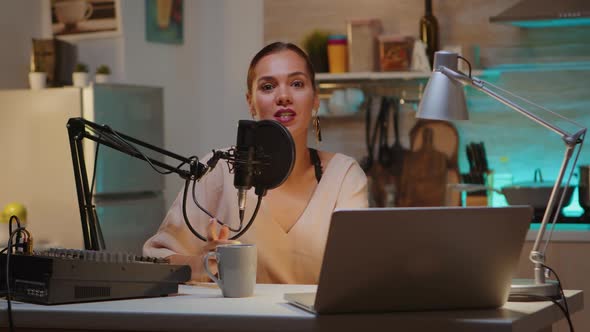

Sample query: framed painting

[145,0,184,45]
[51,0,122,40]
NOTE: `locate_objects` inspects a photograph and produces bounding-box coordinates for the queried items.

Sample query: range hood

[490,0,590,28]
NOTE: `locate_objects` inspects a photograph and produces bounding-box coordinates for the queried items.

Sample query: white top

[143,152,369,284]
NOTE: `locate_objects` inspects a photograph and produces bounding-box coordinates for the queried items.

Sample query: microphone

[234,121,257,221]
[232,120,295,222]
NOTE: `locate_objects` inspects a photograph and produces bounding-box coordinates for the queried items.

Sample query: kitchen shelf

[315,70,489,102]
[315,70,493,120]
[317,71,430,81]
[316,70,486,83]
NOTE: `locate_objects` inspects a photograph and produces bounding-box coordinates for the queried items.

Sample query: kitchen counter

[526,223,590,242]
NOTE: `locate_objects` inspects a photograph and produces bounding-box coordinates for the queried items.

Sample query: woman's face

[247,50,319,141]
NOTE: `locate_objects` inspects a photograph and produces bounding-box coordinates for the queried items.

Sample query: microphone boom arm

[67,117,295,248]
[67,117,207,250]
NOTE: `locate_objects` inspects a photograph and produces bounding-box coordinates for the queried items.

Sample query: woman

[143,42,368,284]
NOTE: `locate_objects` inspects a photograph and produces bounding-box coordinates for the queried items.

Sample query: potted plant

[28,65,47,90]
[95,64,111,83]
[72,63,89,87]
[302,30,330,73]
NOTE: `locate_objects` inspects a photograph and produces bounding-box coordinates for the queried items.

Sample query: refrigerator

[0,84,165,254]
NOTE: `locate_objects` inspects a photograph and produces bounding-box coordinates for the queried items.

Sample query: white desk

[0,283,583,332]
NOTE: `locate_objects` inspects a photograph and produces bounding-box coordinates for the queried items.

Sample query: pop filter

[231,119,295,238]
[251,120,295,194]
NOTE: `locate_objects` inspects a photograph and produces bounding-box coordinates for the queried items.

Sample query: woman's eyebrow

[256,76,276,83]
[288,71,307,78]
[257,71,308,83]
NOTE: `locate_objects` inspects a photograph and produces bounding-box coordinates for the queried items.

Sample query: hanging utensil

[377,97,393,168]
[360,95,376,173]
[389,97,407,176]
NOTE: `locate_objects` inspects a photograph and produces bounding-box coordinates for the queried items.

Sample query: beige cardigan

[143,152,368,284]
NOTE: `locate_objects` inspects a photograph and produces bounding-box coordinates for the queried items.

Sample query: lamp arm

[438,66,585,143]
[439,65,588,285]
[529,146,574,282]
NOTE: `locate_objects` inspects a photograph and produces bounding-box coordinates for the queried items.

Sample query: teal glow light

[486,62,590,72]
[529,223,590,231]
[511,18,590,28]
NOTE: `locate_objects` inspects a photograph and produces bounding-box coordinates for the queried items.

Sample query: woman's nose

[276,88,292,105]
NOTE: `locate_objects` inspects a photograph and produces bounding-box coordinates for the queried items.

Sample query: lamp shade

[417,70,469,120]
[417,51,469,121]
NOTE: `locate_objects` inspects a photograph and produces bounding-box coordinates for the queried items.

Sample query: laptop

[284,206,532,314]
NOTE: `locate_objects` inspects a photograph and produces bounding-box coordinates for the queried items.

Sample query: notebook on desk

[284,206,532,314]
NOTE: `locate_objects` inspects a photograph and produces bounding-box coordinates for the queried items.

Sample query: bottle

[419,0,439,69]
[327,34,348,73]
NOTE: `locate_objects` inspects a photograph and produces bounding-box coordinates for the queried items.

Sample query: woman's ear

[313,90,320,113]
[246,93,256,119]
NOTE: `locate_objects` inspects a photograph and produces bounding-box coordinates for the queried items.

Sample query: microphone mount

[208,147,272,187]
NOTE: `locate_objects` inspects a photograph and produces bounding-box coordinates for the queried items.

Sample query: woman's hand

[168,219,240,281]
[203,218,241,252]
[200,219,241,278]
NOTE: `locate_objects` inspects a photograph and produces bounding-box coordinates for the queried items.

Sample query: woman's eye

[261,83,274,91]
[292,81,304,88]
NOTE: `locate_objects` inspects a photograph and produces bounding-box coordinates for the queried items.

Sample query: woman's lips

[274,109,296,124]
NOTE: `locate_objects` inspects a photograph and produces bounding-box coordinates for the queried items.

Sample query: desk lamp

[417,51,586,298]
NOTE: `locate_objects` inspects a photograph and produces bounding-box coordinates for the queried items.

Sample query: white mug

[54,0,93,25]
[203,244,257,298]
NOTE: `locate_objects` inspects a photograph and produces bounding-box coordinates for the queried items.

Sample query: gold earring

[313,112,322,145]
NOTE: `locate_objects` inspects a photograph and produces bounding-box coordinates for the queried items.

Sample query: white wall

[0,0,263,208]
[0,1,44,89]
[119,0,263,205]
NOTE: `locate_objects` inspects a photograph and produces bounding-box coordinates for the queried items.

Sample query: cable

[183,176,263,241]
[484,80,585,129]
[231,195,262,240]
[8,216,21,253]
[190,179,244,232]
[4,226,27,332]
[543,264,570,316]
[0,246,14,254]
[85,123,266,241]
[509,293,574,332]
[86,125,191,176]
[190,179,216,221]
[457,55,472,77]
[509,263,574,332]
[181,178,206,241]
[89,134,101,198]
[102,125,191,175]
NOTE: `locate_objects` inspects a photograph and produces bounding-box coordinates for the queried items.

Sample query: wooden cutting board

[407,120,461,206]
[397,127,449,207]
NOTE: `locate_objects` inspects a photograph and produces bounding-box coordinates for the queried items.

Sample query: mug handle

[203,252,222,288]
[84,3,93,20]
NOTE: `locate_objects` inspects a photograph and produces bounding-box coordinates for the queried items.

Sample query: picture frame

[145,0,184,45]
[51,0,122,41]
